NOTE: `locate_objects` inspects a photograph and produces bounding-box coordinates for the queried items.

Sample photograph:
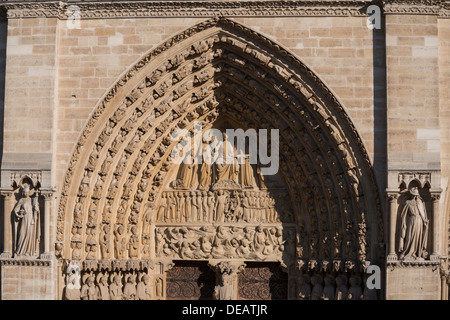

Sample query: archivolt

[56,17,383,271]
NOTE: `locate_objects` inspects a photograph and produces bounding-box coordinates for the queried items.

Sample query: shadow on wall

[371,6,387,196]
[0,12,7,256]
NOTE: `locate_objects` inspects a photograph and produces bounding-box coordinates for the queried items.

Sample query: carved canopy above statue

[56,17,383,276]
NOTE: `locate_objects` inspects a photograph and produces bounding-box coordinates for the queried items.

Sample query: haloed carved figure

[13,183,40,257]
[399,187,429,260]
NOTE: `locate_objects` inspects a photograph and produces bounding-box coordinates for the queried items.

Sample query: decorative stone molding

[2,0,448,19]
[1,0,375,19]
[441,1,450,17]
[398,172,431,189]
[10,172,42,189]
[0,258,52,267]
[382,0,441,15]
[296,258,369,272]
[64,259,155,272]
[386,259,440,271]
[208,260,246,275]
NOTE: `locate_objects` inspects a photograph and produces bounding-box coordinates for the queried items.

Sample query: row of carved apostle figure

[64,272,161,300]
[155,190,289,223]
[297,273,377,300]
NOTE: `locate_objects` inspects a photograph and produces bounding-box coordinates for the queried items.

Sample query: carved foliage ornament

[2,1,378,19]
[3,0,449,19]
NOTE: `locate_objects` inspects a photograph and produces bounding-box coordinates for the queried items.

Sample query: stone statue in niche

[398,186,429,260]
[13,183,40,257]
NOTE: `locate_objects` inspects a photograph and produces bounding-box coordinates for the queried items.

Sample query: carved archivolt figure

[399,187,429,260]
[13,183,40,257]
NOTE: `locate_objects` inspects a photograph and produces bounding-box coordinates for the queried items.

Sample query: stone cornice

[441,0,450,17]
[0,258,52,267]
[1,0,448,19]
[381,0,443,15]
[386,259,440,271]
[0,0,374,19]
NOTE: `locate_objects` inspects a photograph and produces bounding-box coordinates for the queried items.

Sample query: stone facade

[0,0,449,300]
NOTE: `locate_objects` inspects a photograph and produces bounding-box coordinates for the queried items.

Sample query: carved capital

[386,253,398,262]
[40,252,54,260]
[208,260,246,275]
[431,194,441,202]
[0,190,14,199]
[387,193,399,201]
[296,259,306,271]
[41,192,54,201]
[0,252,12,259]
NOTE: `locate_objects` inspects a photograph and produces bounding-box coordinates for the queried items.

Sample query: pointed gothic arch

[57,17,384,299]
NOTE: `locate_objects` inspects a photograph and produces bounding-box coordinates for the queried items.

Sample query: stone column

[40,192,54,259]
[430,194,440,260]
[208,260,246,300]
[0,191,14,258]
[154,261,174,300]
[386,193,398,261]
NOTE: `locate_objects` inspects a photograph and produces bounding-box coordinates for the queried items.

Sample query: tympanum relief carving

[57,18,383,299]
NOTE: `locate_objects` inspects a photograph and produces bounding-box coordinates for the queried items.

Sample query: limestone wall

[0,1,449,300]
